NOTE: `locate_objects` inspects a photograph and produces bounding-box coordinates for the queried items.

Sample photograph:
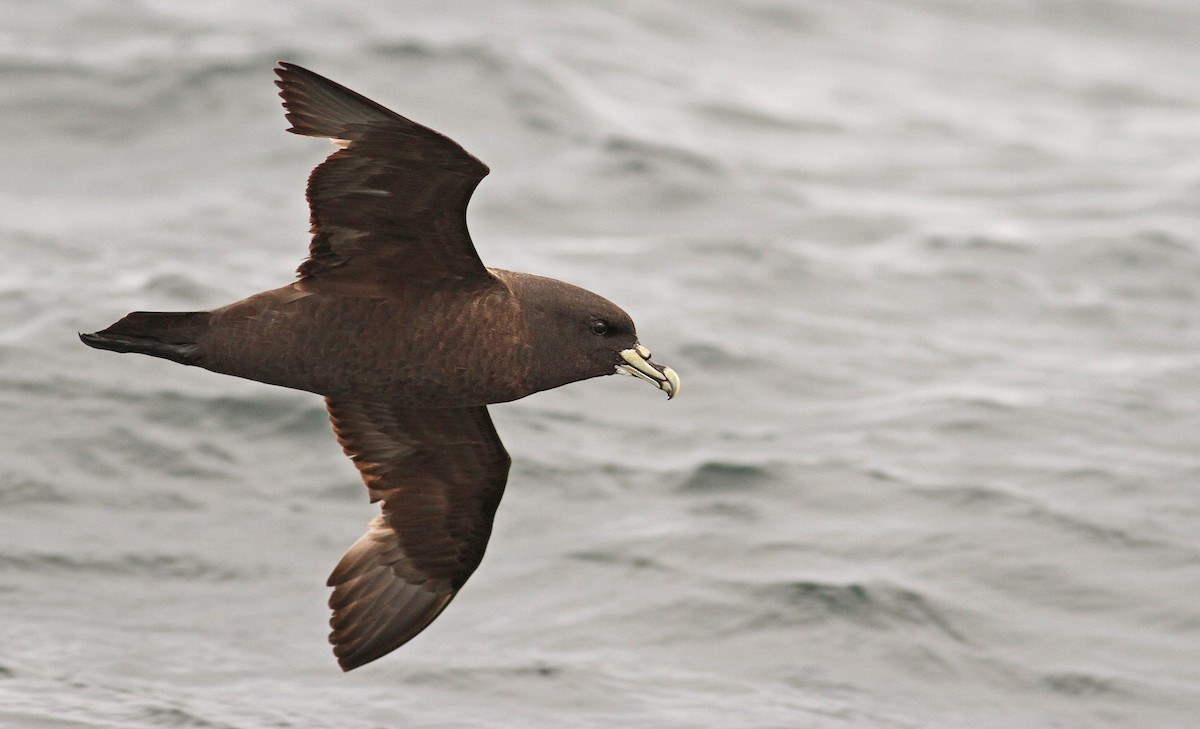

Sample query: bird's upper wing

[274,62,494,294]
[323,398,510,671]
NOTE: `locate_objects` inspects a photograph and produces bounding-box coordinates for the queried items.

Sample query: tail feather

[79,311,209,365]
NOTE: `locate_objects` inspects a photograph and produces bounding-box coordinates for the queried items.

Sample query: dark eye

[591,319,609,335]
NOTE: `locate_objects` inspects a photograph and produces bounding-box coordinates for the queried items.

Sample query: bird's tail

[79,311,210,365]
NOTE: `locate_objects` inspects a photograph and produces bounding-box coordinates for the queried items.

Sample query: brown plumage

[80,62,679,671]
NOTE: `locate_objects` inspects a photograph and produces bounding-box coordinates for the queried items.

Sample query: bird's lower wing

[325,398,511,670]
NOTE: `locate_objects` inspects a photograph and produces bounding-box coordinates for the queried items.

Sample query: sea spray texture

[3,1,1200,728]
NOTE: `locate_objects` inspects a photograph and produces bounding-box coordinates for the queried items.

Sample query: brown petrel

[80,62,680,671]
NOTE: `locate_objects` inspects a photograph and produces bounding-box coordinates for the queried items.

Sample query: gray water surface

[2,2,1199,727]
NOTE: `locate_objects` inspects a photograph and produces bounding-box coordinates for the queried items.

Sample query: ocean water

[2,1,1199,727]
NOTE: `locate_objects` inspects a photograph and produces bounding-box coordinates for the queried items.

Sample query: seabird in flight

[80,62,679,671]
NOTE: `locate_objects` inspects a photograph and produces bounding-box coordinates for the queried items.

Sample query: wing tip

[270,61,490,176]
[274,61,325,138]
[274,60,313,86]
[326,574,460,671]
[335,650,370,672]
[328,614,442,672]
[273,60,403,140]
[328,614,426,672]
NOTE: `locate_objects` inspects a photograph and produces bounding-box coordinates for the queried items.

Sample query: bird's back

[175,281,535,407]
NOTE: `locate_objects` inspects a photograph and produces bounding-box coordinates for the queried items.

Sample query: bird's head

[511,272,679,400]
